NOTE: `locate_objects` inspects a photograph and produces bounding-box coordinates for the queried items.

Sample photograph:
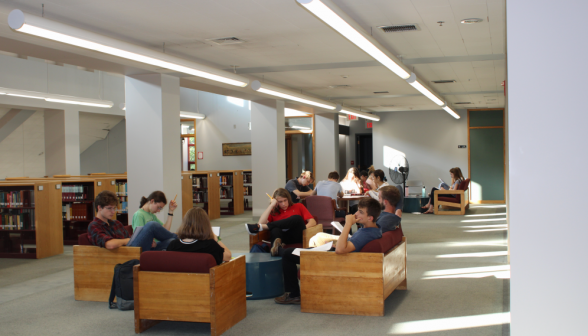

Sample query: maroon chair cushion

[140,251,217,273]
[124,225,133,236]
[305,196,334,222]
[78,233,92,245]
[360,226,404,253]
[439,196,460,203]
[284,243,303,249]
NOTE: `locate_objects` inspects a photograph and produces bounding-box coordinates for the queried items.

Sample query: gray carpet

[0,206,509,335]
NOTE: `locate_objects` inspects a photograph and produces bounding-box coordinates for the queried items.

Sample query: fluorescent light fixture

[406,73,445,106]
[0,92,6,95]
[250,80,336,110]
[290,126,311,130]
[45,98,112,107]
[0,86,113,108]
[297,0,410,79]
[8,93,44,99]
[180,112,206,119]
[443,105,461,119]
[285,108,311,117]
[339,107,380,121]
[8,9,248,88]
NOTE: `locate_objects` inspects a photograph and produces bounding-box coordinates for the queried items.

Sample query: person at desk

[166,207,231,265]
[360,170,370,193]
[132,190,177,250]
[422,167,465,214]
[313,171,344,217]
[340,167,363,214]
[285,171,314,203]
[245,188,317,247]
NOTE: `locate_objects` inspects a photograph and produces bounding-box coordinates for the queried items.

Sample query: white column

[125,74,182,230]
[251,100,285,217]
[508,0,588,334]
[44,108,80,176]
[314,113,339,180]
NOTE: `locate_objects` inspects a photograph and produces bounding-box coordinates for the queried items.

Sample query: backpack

[250,242,270,253]
[108,259,140,310]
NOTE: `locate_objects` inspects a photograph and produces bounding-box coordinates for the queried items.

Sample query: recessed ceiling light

[461,18,483,24]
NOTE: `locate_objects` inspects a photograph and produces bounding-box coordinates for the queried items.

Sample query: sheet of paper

[331,221,352,237]
[212,226,220,237]
[292,241,333,256]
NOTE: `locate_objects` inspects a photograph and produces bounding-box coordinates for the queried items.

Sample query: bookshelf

[0,181,63,259]
[219,170,244,216]
[243,170,252,211]
[113,178,128,225]
[61,180,96,245]
[181,171,220,220]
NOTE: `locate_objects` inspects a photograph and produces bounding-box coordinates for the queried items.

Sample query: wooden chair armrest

[303,224,323,248]
[210,255,247,336]
[300,250,384,277]
[434,189,465,195]
[248,228,271,250]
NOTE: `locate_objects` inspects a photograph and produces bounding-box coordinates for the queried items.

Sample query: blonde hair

[177,207,214,240]
[299,171,314,183]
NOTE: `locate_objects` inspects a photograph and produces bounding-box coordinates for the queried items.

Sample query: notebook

[212,226,220,237]
[331,221,352,237]
[292,241,333,256]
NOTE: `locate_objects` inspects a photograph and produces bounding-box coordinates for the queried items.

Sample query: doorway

[355,133,373,172]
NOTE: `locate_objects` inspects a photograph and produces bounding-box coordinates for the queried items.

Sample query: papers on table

[292,241,333,256]
[212,226,220,237]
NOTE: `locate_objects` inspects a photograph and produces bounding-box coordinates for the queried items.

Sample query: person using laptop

[285,171,314,203]
[272,197,383,305]
[166,207,231,265]
[87,191,177,252]
[422,167,465,214]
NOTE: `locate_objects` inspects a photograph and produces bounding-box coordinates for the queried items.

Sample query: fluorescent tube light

[45,98,112,107]
[291,126,311,129]
[0,92,6,95]
[0,86,113,108]
[285,108,311,117]
[406,73,445,106]
[7,93,44,99]
[180,112,206,119]
[340,108,380,121]
[8,9,249,87]
[297,0,410,79]
[443,105,460,119]
[251,80,336,110]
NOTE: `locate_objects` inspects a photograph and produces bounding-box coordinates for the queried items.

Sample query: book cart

[219,170,244,216]
[0,181,63,259]
[243,170,252,211]
[181,171,220,220]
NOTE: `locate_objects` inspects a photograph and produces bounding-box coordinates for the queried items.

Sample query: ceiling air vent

[454,102,472,105]
[373,91,389,94]
[431,80,456,84]
[207,37,244,45]
[328,85,351,89]
[378,24,420,33]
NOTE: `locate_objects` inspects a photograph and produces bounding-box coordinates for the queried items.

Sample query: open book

[292,241,333,256]
[331,221,352,237]
[212,226,220,237]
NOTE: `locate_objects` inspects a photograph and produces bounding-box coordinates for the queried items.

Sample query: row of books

[115,182,128,196]
[117,196,128,214]
[243,186,252,196]
[192,176,208,188]
[62,185,90,201]
[220,175,233,186]
[220,187,234,199]
[243,173,252,184]
[0,190,35,207]
[193,191,208,203]
[62,203,90,221]
[244,199,252,209]
[0,209,35,230]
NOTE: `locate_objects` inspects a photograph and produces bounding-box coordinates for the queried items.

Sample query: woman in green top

[132,191,178,248]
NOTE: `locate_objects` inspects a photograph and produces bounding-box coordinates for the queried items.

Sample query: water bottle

[422,185,426,197]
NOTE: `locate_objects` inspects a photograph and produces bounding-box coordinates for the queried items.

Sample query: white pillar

[315,113,339,181]
[44,108,80,176]
[125,74,182,230]
[251,100,285,217]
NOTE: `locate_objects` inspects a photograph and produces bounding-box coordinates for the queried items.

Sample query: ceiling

[0,0,505,114]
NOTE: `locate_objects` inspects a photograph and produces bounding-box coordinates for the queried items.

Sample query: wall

[80,119,127,175]
[372,110,468,191]
[508,0,588,334]
[0,108,45,178]
[180,88,251,171]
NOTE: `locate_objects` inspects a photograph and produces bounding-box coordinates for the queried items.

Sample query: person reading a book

[245,188,316,247]
[340,167,363,214]
[422,167,465,214]
[88,191,178,252]
[285,171,314,203]
[166,207,231,265]
[132,191,177,249]
[272,197,383,305]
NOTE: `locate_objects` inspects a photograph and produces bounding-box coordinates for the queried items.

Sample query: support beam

[0,109,35,143]
[44,108,80,176]
[314,113,339,181]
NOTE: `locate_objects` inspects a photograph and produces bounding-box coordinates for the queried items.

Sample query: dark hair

[373,169,385,182]
[358,198,381,222]
[271,188,294,215]
[360,170,369,177]
[177,207,213,240]
[139,191,167,208]
[327,171,340,181]
[95,190,119,211]
[449,167,465,181]
[379,186,400,208]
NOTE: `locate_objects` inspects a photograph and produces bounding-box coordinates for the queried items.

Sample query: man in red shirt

[246,188,316,247]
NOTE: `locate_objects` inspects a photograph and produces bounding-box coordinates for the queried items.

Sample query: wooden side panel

[94,178,114,194]
[137,271,211,322]
[383,239,407,298]
[300,251,385,316]
[73,245,141,302]
[134,265,160,334]
[302,224,323,248]
[35,181,64,259]
[207,172,221,220]
[435,190,466,215]
[210,256,247,336]
[181,172,193,218]
[232,171,244,215]
[249,230,270,250]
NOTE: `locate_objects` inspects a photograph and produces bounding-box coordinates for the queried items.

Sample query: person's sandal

[274,293,300,305]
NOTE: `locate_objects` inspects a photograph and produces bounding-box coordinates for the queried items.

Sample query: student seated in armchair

[87,191,177,252]
[272,197,383,305]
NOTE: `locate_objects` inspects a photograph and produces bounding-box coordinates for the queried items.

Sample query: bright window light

[291,126,311,130]
[45,98,112,108]
[298,0,410,80]
[471,181,483,201]
[285,108,310,117]
[473,204,507,208]
[383,146,406,169]
[227,96,244,107]
[436,251,508,258]
[257,87,335,110]
[461,218,507,223]
[388,312,510,334]
[443,105,461,119]
[407,80,445,106]
[465,228,508,233]
[465,213,507,217]
[461,224,508,229]
[422,265,510,280]
[446,240,507,247]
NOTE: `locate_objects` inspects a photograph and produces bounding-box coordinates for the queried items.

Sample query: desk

[233,252,284,300]
[338,195,366,213]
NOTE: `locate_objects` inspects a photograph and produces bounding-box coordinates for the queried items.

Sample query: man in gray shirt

[313,171,344,200]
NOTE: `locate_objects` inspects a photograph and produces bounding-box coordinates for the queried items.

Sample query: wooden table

[338,195,367,213]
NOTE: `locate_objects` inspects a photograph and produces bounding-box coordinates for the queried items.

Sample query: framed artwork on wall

[222,142,251,156]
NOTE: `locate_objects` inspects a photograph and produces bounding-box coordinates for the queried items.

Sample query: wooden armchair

[303,196,346,234]
[134,253,246,336]
[434,178,471,215]
[248,224,323,250]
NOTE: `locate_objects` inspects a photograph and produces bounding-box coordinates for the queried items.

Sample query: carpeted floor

[0,205,509,336]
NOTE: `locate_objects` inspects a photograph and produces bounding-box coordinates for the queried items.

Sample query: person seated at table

[87,191,177,252]
[312,171,344,217]
[422,167,465,214]
[285,171,314,203]
[366,165,376,190]
[132,190,177,250]
[245,188,317,246]
[166,207,231,265]
[272,198,383,304]
[360,170,370,193]
[340,167,363,214]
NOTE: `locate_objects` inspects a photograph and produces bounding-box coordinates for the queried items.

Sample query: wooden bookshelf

[181,171,220,220]
[243,170,252,211]
[0,181,63,259]
[219,170,244,216]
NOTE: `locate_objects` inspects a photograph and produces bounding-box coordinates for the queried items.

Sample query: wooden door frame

[284,114,315,182]
[181,118,197,171]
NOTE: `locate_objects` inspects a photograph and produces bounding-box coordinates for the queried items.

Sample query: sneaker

[245,223,260,235]
[274,293,300,305]
[271,238,282,256]
[246,291,253,298]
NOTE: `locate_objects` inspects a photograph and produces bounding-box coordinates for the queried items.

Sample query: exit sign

[366,122,372,128]
[348,115,358,120]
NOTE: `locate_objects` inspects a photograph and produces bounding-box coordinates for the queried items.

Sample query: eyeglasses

[156,205,164,210]
[103,206,117,211]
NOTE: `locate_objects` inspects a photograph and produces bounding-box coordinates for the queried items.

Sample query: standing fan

[388,155,409,194]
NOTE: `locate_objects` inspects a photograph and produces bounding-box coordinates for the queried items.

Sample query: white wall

[372,110,468,191]
[315,113,339,181]
[180,88,251,171]
[508,1,588,334]
[80,120,127,175]
[0,108,45,178]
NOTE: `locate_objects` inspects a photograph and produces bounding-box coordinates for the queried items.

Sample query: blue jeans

[128,221,177,252]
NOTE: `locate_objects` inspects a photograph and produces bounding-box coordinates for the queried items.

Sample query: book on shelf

[62,203,89,220]
[193,191,208,203]
[192,176,208,188]
[62,185,89,201]
[115,181,128,196]
[0,190,35,207]
[220,187,234,199]
[0,208,35,230]
[220,175,233,186]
